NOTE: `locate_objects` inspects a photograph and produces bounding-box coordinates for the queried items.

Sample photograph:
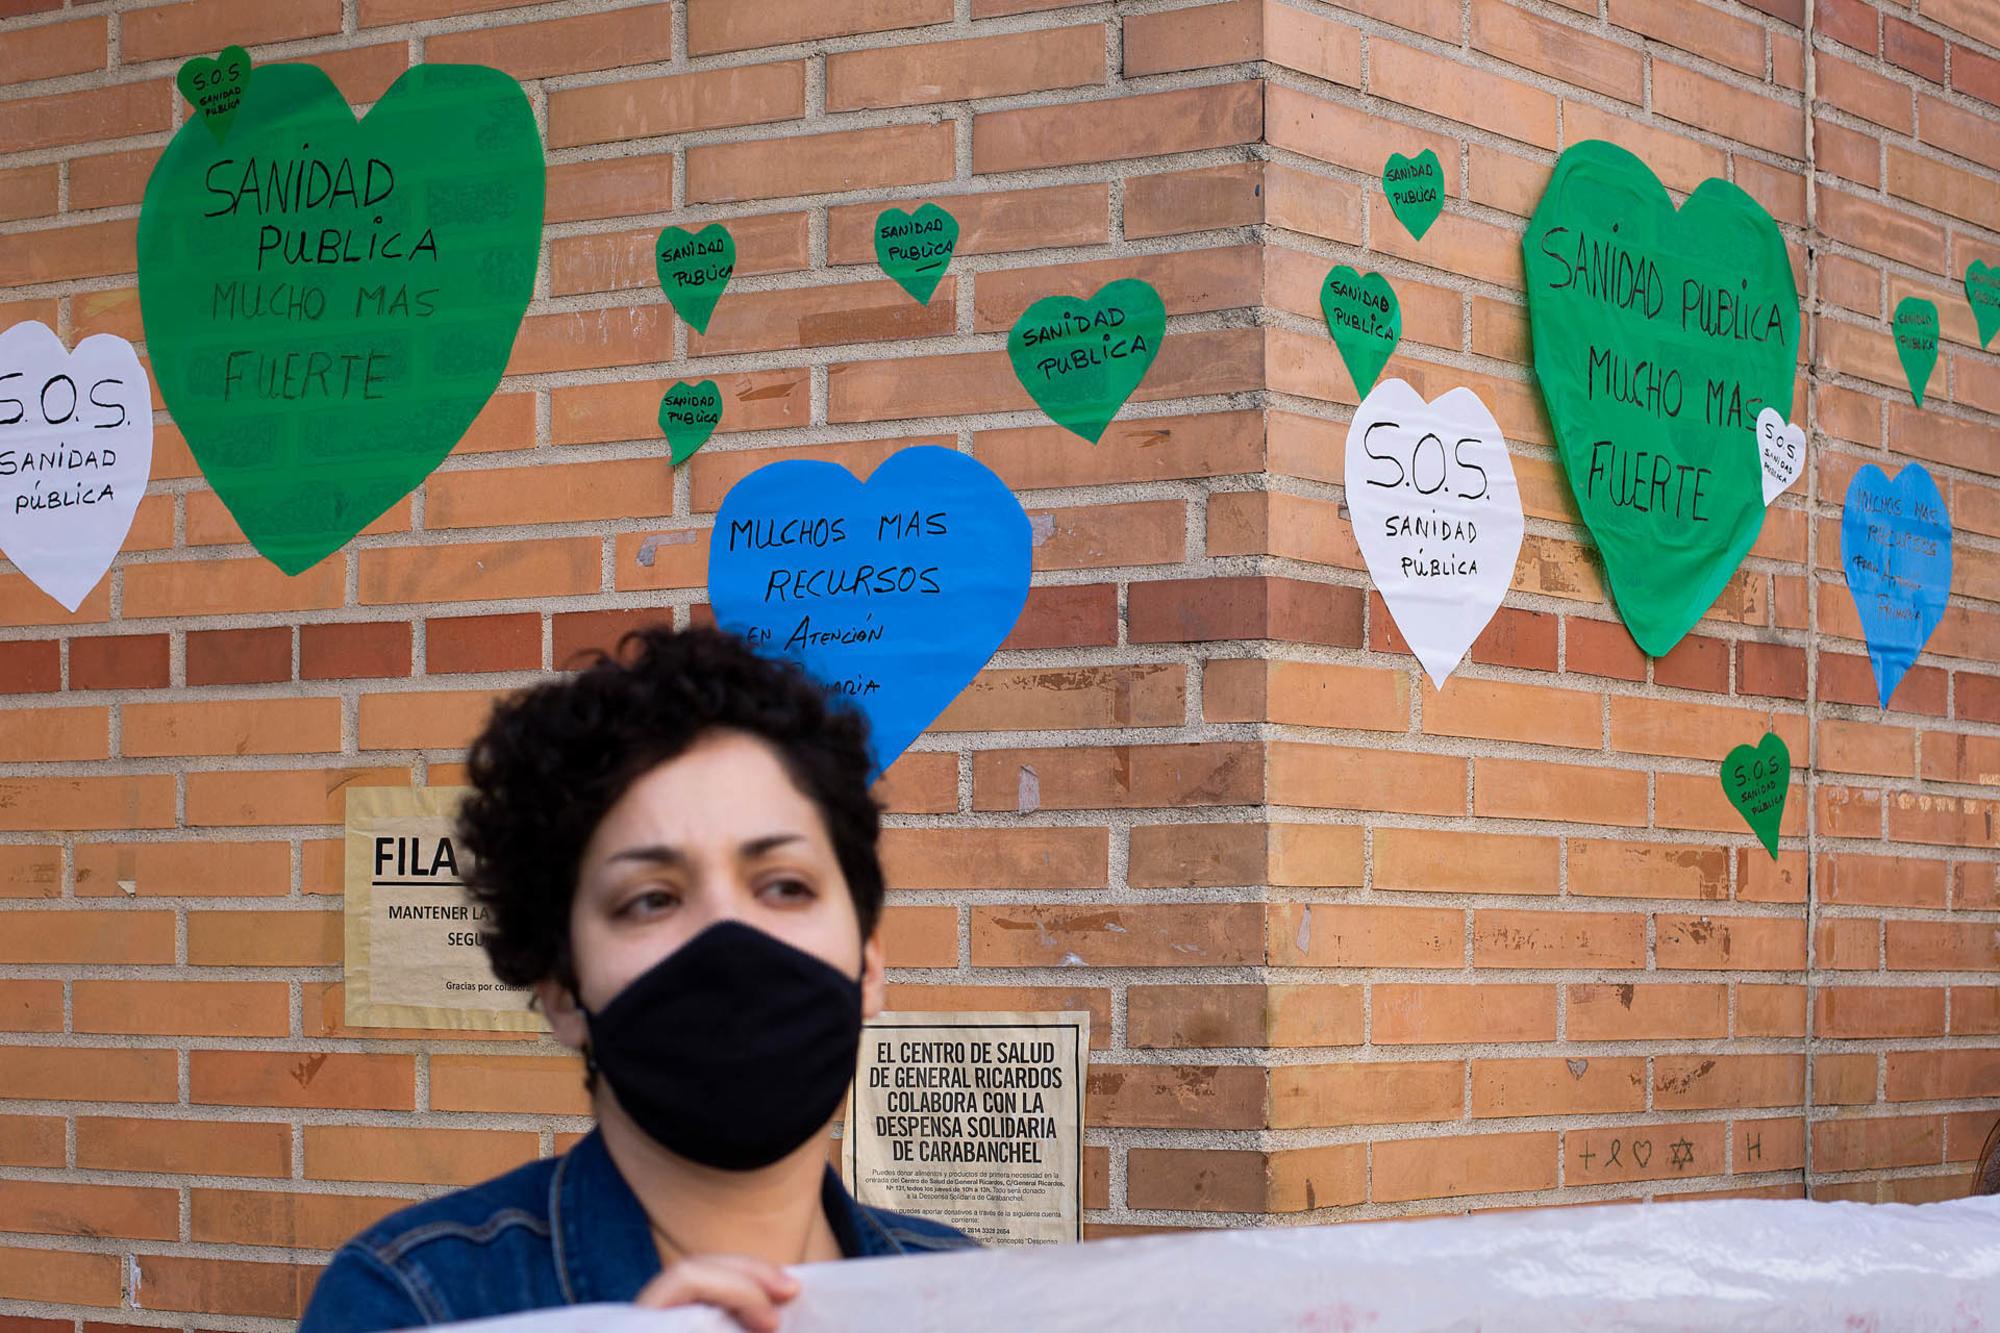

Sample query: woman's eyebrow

[605,843,689,868]
[740,833,806,858]
[605,833,803,867]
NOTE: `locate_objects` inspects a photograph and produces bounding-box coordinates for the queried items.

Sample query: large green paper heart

[1320,265,1400,396]
[138,62,544,576]
[1523,139,1797,658]
[1721,731,1789,859]
[875,203,958,305]
[1007,278,1165,443]
[177,46,251,144]
[1383,149,1443,240]
[1966,261,2000,347]
[1894,296,1939,407]
[658,380,721,465]
[656,224,734,335]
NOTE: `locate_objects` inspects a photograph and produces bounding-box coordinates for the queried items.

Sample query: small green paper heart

[1383,149,1444,241]
[1721,731,1789,859]
[176,46,251,144]
[1320,265,1401,396]
[875,203,958,305]
[1893,296,1939,407]
[1965,261,2000,348]
[658,380,721,465]
[1007,278,1166,444]
[656,223,735,335]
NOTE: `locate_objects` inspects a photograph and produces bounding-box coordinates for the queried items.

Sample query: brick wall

[1,0,1997,1325]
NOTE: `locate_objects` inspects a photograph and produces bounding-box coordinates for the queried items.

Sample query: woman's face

[538,729,885,1047]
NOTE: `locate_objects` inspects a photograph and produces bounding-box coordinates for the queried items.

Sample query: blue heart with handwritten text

[1840,463,1952,709]
[710,446,1031,778]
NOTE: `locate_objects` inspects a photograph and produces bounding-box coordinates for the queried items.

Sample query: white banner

[431,1195,2000,1333]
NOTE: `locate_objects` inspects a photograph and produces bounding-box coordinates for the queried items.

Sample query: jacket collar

[552,1129,661,1304]
[551,1128,902,1301]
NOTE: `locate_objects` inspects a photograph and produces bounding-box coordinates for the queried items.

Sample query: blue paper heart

[710,445,1031,778]
[1840,463,1952,708]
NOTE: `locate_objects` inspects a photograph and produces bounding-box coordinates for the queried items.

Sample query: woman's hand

[633,1255,802,1332]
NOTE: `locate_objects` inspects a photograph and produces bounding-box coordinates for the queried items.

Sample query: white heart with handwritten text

[1347,378,1524,689]
[0,321,152,612]
[1756,408,1805,506]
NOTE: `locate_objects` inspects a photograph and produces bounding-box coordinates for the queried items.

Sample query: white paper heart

[1755,407,1804,506]
[0,321,152,612]
[1347,378,1524,688]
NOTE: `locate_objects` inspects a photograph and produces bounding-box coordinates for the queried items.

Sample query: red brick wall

[1,0,1997,1325]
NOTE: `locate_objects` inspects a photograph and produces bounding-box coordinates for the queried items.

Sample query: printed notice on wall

[342,786,543,1032]
[846,1011,1087,1247]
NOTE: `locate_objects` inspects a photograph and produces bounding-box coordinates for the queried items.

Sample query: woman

[301,628,974,1332]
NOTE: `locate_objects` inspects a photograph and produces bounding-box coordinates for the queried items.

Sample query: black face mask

[581,920,863,1172]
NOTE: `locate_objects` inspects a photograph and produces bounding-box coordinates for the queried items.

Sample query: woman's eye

[760,877,814,904]
[616,888,678,919]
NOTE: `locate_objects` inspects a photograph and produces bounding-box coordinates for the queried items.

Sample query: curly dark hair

[457,625,885,993]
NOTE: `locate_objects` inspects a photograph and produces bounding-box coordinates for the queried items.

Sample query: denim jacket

[299,1130,976,1331]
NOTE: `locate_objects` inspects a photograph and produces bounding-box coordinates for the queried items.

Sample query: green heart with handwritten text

[874,203,958,305]
[658,380,722,465]
[1007,278,1165,444]
[138,62,545,576]
[1523,140,1796,658]
[177,46,251,144]
[1721,732,1789,859]
[1383,149,1444,240]
[1320,265,1400,396]
[1966,261,2000,347]
[656,224,735,335]
[1895,296,1939,407]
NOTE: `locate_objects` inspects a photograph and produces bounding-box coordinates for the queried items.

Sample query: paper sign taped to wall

[1345,378,1524,688]
[1522,139,1797,658]
[1006,279,1164,443]
[707,445,1032,780]
[137,61,545,576]
[343,786,543,1032]
[846,1011,1087,1246]
[1840,462,1953,709]
[0,320,153,613]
